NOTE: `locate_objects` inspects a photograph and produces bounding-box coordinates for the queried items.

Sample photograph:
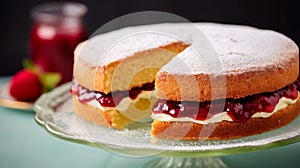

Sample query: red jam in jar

[30,2,87,83]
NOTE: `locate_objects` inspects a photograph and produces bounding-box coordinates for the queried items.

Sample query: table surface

[1,77,300,168]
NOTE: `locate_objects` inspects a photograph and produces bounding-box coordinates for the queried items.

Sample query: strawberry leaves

[22,58,61,93]
[40,72,61,92]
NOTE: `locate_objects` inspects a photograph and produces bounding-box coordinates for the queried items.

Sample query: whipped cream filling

[151,94,299,124]
[86,90,154,112]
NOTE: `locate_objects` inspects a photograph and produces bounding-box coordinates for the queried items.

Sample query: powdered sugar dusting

[76,24,188,67]
[75,23,298,75]
[161,23,299,75]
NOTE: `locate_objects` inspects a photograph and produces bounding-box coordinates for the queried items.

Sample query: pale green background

[1,77,300,168]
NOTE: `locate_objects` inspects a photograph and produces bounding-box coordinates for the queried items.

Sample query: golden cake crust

[155,57,299,101]
[74,42,187,93]
[72,94,155,129]
[72,95,133,129]
[151,96,300,140]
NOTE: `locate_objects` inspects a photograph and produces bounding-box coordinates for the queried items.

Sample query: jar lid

[31,2,87,23]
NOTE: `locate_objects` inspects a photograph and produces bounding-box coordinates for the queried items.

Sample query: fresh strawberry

[9,59,61,102]
[9,69,43,102]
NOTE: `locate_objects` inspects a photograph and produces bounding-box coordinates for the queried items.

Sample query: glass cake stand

[34,83,300,168]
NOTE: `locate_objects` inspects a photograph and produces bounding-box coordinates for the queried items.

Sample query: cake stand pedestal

[144,157,229,168]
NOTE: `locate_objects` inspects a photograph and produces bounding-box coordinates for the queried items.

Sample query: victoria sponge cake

[71,23,299,140]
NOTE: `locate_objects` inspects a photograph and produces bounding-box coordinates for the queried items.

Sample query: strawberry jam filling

[71,80,154,107]
[152,79,300,123]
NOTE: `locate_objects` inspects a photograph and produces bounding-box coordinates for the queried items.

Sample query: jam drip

[152,79,300,123]
[71,80,154,107]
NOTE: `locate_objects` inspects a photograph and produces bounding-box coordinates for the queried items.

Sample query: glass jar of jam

[30,2,87,83]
